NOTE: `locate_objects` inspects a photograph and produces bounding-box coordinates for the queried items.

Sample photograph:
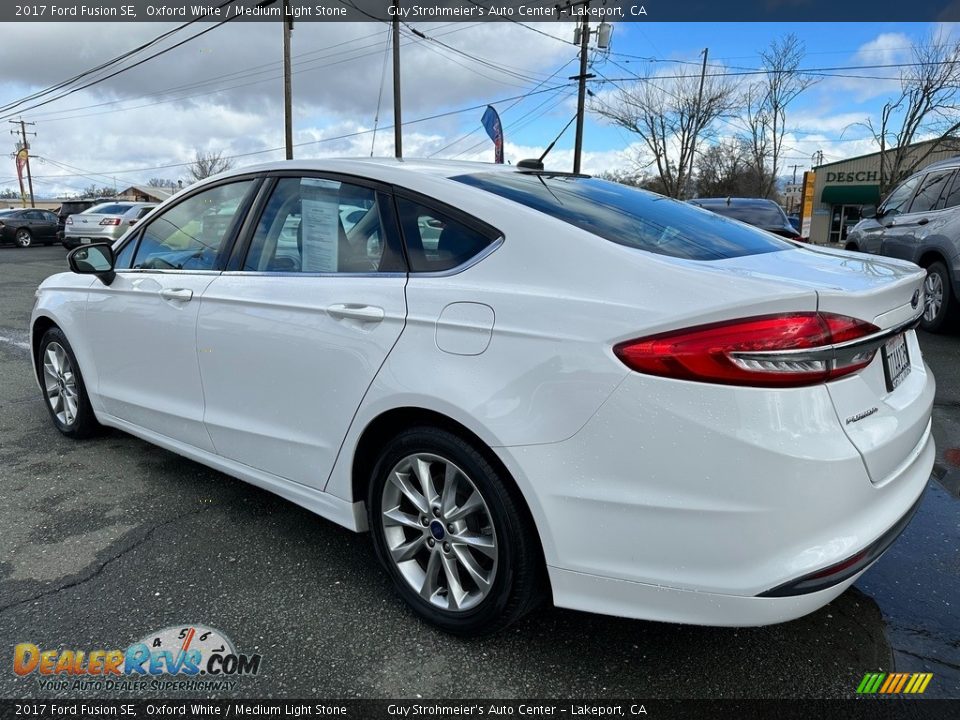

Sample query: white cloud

[0,21,576,196]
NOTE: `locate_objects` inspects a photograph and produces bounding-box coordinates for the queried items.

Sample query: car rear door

[881,169,955,262]
[195,174,408,490]
[83,179,260,449]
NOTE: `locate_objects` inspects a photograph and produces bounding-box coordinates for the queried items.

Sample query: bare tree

[188,150,234,181]
[147,177,175,188]
[592,67,738,198]
[694,138,761,197]
[595,168,667,193]
[741,34,816,198]
[863,34,960,195]
[81,184,117,198]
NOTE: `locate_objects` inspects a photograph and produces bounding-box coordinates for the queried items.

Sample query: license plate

[882,333,911,392]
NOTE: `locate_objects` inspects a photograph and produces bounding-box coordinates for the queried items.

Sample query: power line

[0,1,282,122]
[29,83,573,182]
[0,0,239,116]
[429,55,579,158]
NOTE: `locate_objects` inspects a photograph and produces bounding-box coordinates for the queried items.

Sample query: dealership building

[804,139,959,246]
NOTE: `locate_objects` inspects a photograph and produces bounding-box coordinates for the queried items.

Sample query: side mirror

[860,205,878,219]
[68,243,116,286]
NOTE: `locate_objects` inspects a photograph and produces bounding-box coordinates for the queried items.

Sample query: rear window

[452,174,792,261]
[86,203,132,215]
[693,201,788,228]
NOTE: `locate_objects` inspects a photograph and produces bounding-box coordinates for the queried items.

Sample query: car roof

[235,157,520,180]
[690,197,781,207]
[192,158,575,196]
[914,155,960,172]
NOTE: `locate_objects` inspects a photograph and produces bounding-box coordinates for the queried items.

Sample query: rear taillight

[614,312,880,387]
[99,218,121,226]
[65,217,73,225]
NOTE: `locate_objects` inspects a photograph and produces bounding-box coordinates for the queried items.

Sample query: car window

[880,175,923,217]
[908,170,954,213]
[86,203,132,215]
[695,202,787,228]
[114,235,138,269]
[394,197,496,272]
[243,177,401,274]
[136,207,155,219]
[455,173,791,261]
[130,181,254,271]
[940,172,960,210]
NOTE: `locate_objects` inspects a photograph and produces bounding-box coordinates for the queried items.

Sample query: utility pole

[790,164,801,184]
[392,6,402,159]
[10,119,36,208]
[689,47,709,183]
[572,8,591,174]
[282,0,294,160]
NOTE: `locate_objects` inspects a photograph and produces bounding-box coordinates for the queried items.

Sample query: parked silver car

[845,156,960,332]
[63,202,156,249]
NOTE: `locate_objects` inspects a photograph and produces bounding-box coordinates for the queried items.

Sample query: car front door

[83,179,259,449]
[23,210,54,241]
[196,175,408,489]
[871,173,923,257]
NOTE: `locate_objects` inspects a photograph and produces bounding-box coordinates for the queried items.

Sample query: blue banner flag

[481,105,504,164]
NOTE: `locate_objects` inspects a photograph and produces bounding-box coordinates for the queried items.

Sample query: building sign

[825,171,879,183]
[800,171,815,239]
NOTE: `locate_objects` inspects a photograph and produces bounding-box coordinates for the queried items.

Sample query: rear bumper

[496,369,935,626]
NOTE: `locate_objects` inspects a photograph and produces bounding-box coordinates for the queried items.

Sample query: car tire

[38,328,100,438]
[15,228,32,248]
[368,426,544,635]
[920,261,957,333]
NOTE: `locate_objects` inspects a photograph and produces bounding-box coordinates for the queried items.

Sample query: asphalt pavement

[0,245,957,699]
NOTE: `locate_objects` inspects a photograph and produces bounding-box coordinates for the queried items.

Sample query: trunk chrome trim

[730,310,923,366]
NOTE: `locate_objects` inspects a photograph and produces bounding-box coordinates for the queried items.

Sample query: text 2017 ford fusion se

[30,159,934,635]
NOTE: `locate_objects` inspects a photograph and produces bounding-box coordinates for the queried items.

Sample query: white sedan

[31,159,935,635]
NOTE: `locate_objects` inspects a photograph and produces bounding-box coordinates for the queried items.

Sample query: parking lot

[0,244,957,699]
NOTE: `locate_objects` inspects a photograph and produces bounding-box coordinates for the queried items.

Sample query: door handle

[159,288,194,302]
[917,218,929,225]
[327,303,385,322]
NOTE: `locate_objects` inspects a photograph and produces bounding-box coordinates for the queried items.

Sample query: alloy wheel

[380,453,498,612]
[924,272,943,324]
[15,229,31,247]
[42,342,78,426]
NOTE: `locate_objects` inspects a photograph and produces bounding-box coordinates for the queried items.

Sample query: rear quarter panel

[325,188,821,504]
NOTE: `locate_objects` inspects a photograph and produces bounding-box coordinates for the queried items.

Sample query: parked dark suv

[845,157,960,332]
[55,198,115,243]
[688,197,803,241]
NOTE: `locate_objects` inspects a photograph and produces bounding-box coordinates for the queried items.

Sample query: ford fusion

[31,159,935,635]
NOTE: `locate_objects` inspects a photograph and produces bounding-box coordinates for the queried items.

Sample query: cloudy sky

[0,17,954,197]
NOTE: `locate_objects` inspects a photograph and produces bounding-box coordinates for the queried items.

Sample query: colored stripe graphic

[857,672,932,694]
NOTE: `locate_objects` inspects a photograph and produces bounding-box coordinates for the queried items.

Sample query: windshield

[86,203,133,215]
[452,174,793,261]
[693,201,789,228]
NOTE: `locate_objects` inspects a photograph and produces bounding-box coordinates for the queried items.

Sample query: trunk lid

[714,245,931,484]
[66,212,124,238]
